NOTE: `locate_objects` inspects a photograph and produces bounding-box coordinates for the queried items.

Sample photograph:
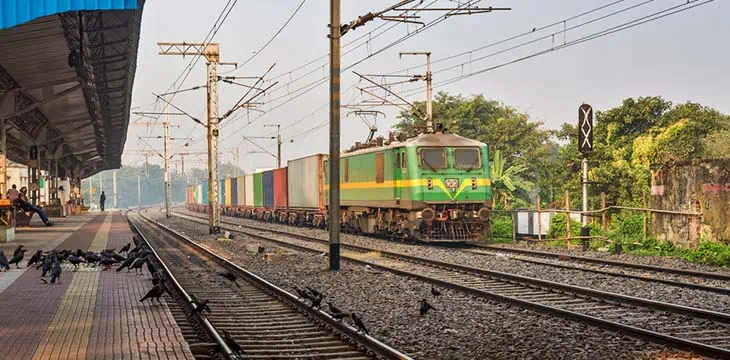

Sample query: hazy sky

[124,0,729,172]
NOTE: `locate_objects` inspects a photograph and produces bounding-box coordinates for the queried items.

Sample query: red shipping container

[273,167,288,208]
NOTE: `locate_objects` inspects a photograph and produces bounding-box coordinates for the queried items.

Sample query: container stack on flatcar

[186,132,493,242]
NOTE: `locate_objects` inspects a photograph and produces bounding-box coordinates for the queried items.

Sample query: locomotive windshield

[419,148,447,171]
[453,148,481,170]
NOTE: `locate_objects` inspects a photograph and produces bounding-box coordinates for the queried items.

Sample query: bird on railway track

[0,250,9,271]
[140,280,167,304]
[294,286,311,300]
[221,329,246,358]
[326,302,347,320]
[120,243,131,255]
[351,313,369,335]
[218,271,241,287]
[190,295,211,315]
[306,286,323,298]
[431,286,442,297]
[420,298,436,316]
[8,249,27,269]
[26,250,43,267]
[310,293,324,310]
[13,245,25,258]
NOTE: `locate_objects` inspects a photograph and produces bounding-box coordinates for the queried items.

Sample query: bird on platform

[26,250,43,267]
[13,245,25,258]
[351,313,369,335]
[49,257,62,284]
[222,329,246,357]
[151,271,163,286]
[117,253,137,272]
[8,249,27,269]
[146,258,158,275]
[67,255,84,271]
[84,253,101,267]
[190,294,211,315]
[111,253,126,263]
[419,298,436,316]
[0,250,9,271]
[139,281,167,304]
[431,286,442,297]
[130,256,147,273]
[133,234,142,246]
[99,257,117,270]
[120,243,131,254]
[218,271,241,288]
[75,249,85,257]
[40,254,54,277]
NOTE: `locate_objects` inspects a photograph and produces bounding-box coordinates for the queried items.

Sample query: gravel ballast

[173,208,730,314]
[147,210,685,360]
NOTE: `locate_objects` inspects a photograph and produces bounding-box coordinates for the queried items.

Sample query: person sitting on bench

[17,187,53,226]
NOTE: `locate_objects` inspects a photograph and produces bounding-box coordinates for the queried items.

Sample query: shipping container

[253,173,263,207]
[273,167,288,208]
[188,186,193,204]
[230,177,239,206]
[245,174,254,206]
[202,181,209,205]
[287,154,326,209]
[220,181,226,205]
[263,170,274,207]
[224,178,232,205]
[236,176,246,206]
[196,184,202,204]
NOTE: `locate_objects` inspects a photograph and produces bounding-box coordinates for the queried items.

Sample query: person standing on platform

[58,186,67,218]
[100,191,106,212]
[17,187,53,226]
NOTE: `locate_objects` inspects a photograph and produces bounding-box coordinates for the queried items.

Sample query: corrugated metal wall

[0,0,139,30]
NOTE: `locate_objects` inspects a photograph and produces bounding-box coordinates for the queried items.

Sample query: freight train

[186,132,493,242]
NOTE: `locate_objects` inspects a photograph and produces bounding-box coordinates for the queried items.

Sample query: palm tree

[490,150,534,207]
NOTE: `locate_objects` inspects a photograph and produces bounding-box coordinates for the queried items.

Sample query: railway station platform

[0,212,195,360]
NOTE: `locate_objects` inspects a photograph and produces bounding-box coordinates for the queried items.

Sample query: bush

[491,214,513,241]
[547,213,581,239]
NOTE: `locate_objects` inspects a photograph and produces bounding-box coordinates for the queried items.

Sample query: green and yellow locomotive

[325,132,493,241]
[188,131,493,243]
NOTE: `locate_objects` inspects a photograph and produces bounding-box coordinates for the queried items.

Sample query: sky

[123,0,730,173]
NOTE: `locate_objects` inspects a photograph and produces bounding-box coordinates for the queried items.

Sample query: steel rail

[138,210,412,360]
[477,245,730,281]
[125,211,237,360]
[172,210,730,359]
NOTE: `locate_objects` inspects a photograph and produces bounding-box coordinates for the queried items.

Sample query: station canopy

[0,0,143,179]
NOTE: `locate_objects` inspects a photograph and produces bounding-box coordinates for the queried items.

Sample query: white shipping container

[287,154,326,209]
[244,174,254,206]
[236,176,246,206]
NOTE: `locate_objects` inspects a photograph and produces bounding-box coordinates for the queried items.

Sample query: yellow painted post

[565,191,571,247]
[601,192,607,233]
[536,194,542,242]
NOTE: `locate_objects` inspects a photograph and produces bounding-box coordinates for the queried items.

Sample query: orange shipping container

[273,167,288,208]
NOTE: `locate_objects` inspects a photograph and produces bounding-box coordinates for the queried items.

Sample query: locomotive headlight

[471,178,477,190]
[427,178,433,190]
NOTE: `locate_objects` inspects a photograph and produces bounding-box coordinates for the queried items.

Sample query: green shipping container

[253,172,263,207]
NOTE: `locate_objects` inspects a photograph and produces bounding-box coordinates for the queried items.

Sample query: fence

[491,191,702,249]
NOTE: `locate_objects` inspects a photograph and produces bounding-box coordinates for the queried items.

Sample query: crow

[75,249,85,257]
[120,243,131,254]
[294,286,312,301]
[99,257,117,270]
[50,257,62,284]
[431,286,442,297]
[67,255,84,271]
[132,234,141,246]
[40,255,53,277]
[306,286,322,298]
[27,250,43,267]
[151,271,163,286]
[310,294,324,309]
[419,298,436,316]
[190,294,211,315]
[351,313,369,335]
[8,249,27,269]
[0,250,9,271]
[111,253,126,262]
[146,259,158,275]
[222,329,246,357]
[218,271,241,287]
[13,245,24,257]
[84,253,101,267]
[130,256,147,273]
[117,253,137,272]
[332,312,349,321]
[327,302,343,316]
[139,282,166,304]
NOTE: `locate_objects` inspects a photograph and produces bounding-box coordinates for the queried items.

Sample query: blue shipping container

[202,181,209,205]
[220,181,226,205]
[263,170,274,207]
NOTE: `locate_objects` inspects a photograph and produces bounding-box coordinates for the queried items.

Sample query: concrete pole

[328,0,341,271]
[425,52,433,133]
[137,172,141,210]
[164,102,171,218]
[206,51,221,234]
[113,170,117,209]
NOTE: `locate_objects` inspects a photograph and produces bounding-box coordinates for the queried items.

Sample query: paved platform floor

[0,212,195,360]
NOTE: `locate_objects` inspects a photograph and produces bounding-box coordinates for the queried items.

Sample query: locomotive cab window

[453,148,482,170]
[418,148,447,171]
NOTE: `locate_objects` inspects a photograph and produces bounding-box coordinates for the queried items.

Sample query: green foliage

[491,214,513,241]
[490,150,534,206]
[547,213,581,239]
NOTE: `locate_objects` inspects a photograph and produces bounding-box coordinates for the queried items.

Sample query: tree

[490,150,534,207]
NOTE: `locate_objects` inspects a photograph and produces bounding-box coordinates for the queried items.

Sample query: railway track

[128,210,412,360]
[171,210,730,359]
